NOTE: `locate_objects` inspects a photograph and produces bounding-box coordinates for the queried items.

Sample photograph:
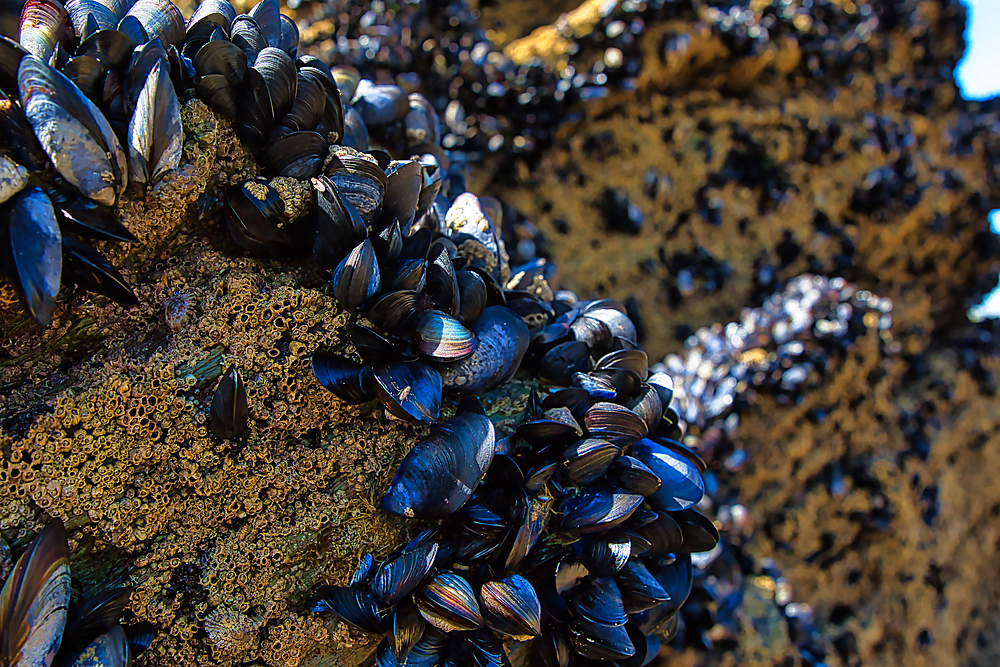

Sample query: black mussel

[309,586,392,634]
[0,38,29,98]
[568,577,627,627]
[378,160,422,233]
[505,292,553,329]
[606,456,661,497]
[0,92,48,172]
[458,502,507,537]
[425,241,458,315]
[632,439,705,512]
[517,408,583,444]
[633,512,683,556]
[60,586,133,656]
[229,15,265,62]
[580,303,636,343]
[645,553,693,619]
[311,175,367,270]
[415,573,483,632]
[479,575,541,640]
[195,73,237,119]
[248,0,281,48]
[60,625,129,667]
[263,130,327,179]
[595,349,648,379]
[349,553,375,587]
[556,489,643,534]
[504,495,551,570]
[61,234,137,306]
[192,29,246,87]
[127,59,181,189]
[371,542,438,606]
[0,518,71,664]
[347,323,415,366]
[19,56,127,206]
[570,315,612,351]
[671,508,720,553]
[1,185,62,325]
[281,70,325,133]
[224,179,296,254]
[125,38,169,117]
[372,220,402,266]
[353,80,409,128]
[568,619,635,661]
[646,372,674,408]
[455,270,486,325]
[66,0,117,38]
[209,365,247,439]
[625,384,663,432]
[124,0,185,47]
[564,438,619,484]
[185,0,237,54]
[326,148,387,222]
[386,258,426,292]
[577,536,631,577]
[555,559,591,596]
[382,402,494,517]
[365,290,420,333]
[342,103,368,150]
[311,350,376,404]
[236,67,273,150]
[390,604,425,663]
[540,341,591,386]
[415,310,477,361]
[331,238,381,313]
[441,306,529,394]
[584,402,648,441]
[256,46,296,119]
[20,0,76,63]
[615,559,668,613]
[523,462,559,492]
[405,93,440,147]
[542,388,592,422]
[277,13,297,58]
[373,361,442,424]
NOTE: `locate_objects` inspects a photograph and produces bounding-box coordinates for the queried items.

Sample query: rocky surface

[1,1,999,666]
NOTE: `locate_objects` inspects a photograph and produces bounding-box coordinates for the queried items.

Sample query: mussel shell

[568,620,635,661]
[281,70,325,132]
[618,625,660,667]
[209,364,247,439]
[371,542,438,606]
[186,0,236,35]
[540,341,591,386]
[310,175,366,269]
[20,0,76,62]
[61,234,137,306]
[365,289,420,333]
[347,322,415,366]
[377,159,422,233]
[577,535,631,577]
[230,14,265,61]
[405,92,440,146]
[326,150,387,222]
[0,155,28,206]
[224,178,294,253]
[331,238,381,313]
[386,258,426,292]
[248,0,281,47]
[595,348,648,379]
[615,559,669,614]
[125,38,168,116]
[570,315,612,351]
[440,306,530,394]
[348,553,375,588]
[235,67,272,150]
[309,586,392,634]
[580,306,637,343]
[541,387,592,422]
[455,270,487,325]
[311,350,376,404]
[441,193,507,281]
[125,0,185,47]
[606,456,661,497]
[262,130,326,179]
[479,575,541,640]
[556,489,643,534]
[341,103,368,150]
[195,73,237,119]
[416,573,483,632]
[567,577,627,627]
[563,438,619,484]
[632,512,683,556]
[255,46,296,119]
[193,37,246,87]
[127,59,182,188]
[382,404,494,517]
[632,439,705,512]
[646,372,674,408]
[352,80,409,127]
[504,495,551,571]
[373,361,442,424]
[66,0,117,38]
[389,604,425,663]
[18,56,127,206]
[671,508,720,553]
[415,310,477,361]
[584,402,648,441]
[278,13,298,58]
[331,64,360,100]
[1,185,62,325]
[646,553,693,618]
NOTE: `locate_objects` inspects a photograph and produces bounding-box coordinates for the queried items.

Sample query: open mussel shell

[382,402,494,518]
[309,586,392,634]
[441,306,529,394]
[373,361,442,424]
[556,489,643,534]
[615,559,669,614]
[62,234,137,306]
[331,238,381,313]
[479,575,541,641]
[311,350,376,404]
[1,186,62,325]
[415,310,477,361]
[0,518,71,667]
[632,439,705,512]
[127,59,181,189]
[20,0,76,63]
[18,56,127,206]
[416,573,483,632]
[371,542,438,606]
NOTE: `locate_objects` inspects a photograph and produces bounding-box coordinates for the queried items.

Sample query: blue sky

[956,1,1000,318]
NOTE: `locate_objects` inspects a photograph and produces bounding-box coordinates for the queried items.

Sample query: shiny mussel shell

[440,306,529,394]
[479,575,541,641]
[416,573,483,632]
[415,310,477,361]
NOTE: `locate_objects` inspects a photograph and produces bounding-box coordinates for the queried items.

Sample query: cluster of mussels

[308,219,718,665]
[0,0,448,326]
[0,519,154,667]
